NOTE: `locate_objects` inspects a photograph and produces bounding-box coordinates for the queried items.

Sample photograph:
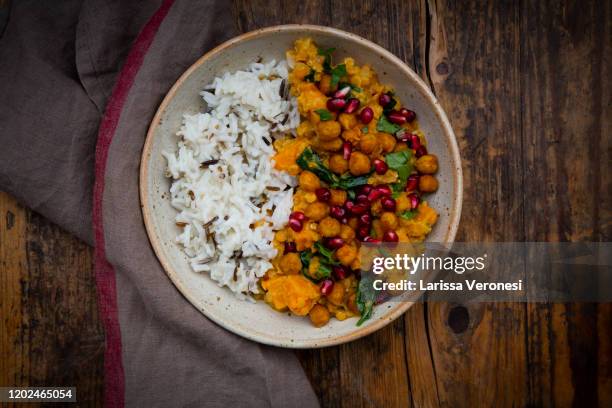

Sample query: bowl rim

[140,24,463,348]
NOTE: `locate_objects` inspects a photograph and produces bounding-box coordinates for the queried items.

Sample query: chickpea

[280,252,302,275]
[348,151,371,176]
[317,120,342,141]
[327,281,345,306]
[329,189,347,206]
[380,212,399,231]
[359,133,379,154]
[304,202,329,221]
[336,244,357,266]
[319,74,333,95]
[339,224,356,241]
[309,304,331,327]
[347,217,359,230]
[338,113,358,130]
[347,293,360,314]
[415,154,438,174]
[299,171,320,192]
[318,217,341,237]
[394,142,408,152]
[379,132,397,153]
[329,154,349,174]
[318,137,343,151]
[341,128,360,144]
[419,175,439,192]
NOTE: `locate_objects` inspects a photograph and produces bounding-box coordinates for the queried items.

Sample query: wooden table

[1,1,610,406]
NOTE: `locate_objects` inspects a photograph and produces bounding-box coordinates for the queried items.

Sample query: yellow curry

[261,38,440,327]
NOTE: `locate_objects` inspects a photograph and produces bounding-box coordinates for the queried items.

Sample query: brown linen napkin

[0,1,319,407]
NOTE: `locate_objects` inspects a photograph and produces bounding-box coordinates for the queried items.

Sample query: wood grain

[0,192,104,407]
[423,1,528,406]
[0,1,610,407]
[520,1,611,406]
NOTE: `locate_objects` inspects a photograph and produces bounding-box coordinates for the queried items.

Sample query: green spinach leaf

[386,151,412,181]
[400,210,418,220]
[330,64,347,88]
[356,274,377,326]
[314,241,337,265]
[376,115,401,134]
[315,109,333,121]
[318,47,335,73]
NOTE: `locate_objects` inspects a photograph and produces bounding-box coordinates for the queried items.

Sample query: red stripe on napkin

[92,1,175,406]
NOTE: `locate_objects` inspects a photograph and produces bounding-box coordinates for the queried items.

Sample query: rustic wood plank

[0,192,104,407]
[0,192,29,397]
[424,1,529,406]
[520,0,611,406]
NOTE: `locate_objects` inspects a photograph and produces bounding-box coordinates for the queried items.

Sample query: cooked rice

[163,59,299,298]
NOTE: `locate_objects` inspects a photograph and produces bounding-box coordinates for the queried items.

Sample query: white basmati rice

[163,59,299,298]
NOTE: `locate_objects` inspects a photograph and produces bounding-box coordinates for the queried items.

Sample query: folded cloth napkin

[0,1,319,407]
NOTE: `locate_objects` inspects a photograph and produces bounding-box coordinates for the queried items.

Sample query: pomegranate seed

[358,184,373,195]
[359,213,372,225]
[406,174,419,192]
[344,98,360,114]
[387,111,407,125]
[290,211,306,222]
[326,237,345,249]
[373,159,388,175]
[333,265,349,280]
[408,193,420,209]
[375,185,392,197]
[399,108,416,122]
[364,236,382,243]
[334,86,351,99]
[344,201,355,213]
[342,142,352,160]
[320,279,334,295]
[357,225,370,239]
[327,98,347,112]
[349,203,369,215]
[356,194,370,205]
[284,241,297,253]
[410,134,421,149]
[288,218,303,232]
[381,197,397,212]
[330,205,346,219]
[383,230,399,242]
[340,217,348,224]
[378,93,392,107]
[415,146,428,157]
[359,107,374,124]
[315,187,331,202]
[367,189,383,202]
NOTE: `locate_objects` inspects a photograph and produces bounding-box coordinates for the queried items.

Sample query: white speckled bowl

[140,25,462,348]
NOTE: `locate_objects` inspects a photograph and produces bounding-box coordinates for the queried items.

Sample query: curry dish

[261,38,440,327]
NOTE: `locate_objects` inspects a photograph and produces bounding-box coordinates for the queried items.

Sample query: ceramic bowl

[140,25,462,348]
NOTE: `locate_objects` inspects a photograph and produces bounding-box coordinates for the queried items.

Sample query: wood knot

[6,210,15,230]
[435,62,449,76]
[448,305,469,333]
